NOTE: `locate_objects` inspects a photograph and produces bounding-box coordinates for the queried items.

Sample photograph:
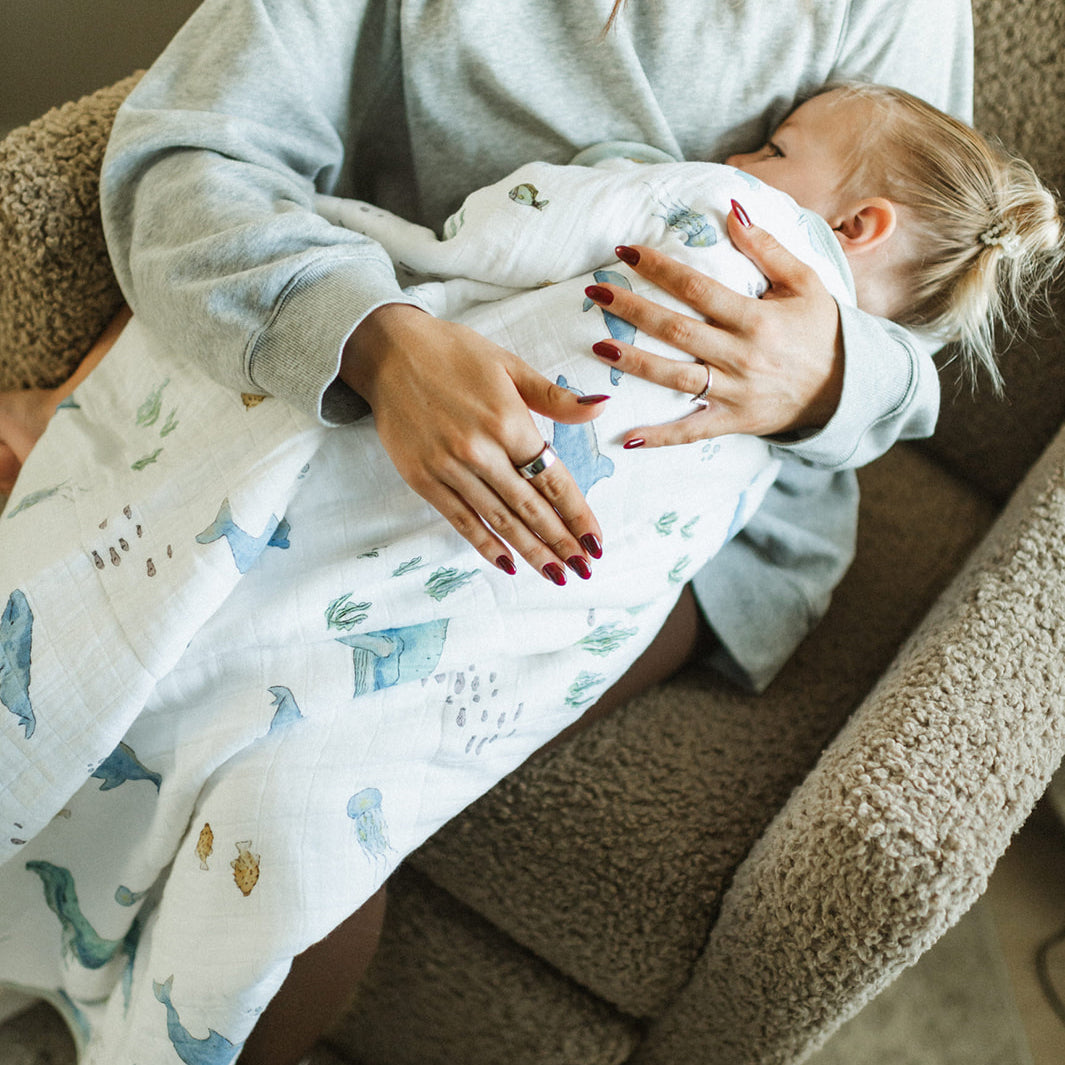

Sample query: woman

[10,1,974,1062]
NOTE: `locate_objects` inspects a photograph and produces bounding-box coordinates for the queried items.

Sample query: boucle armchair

[2,2,1063,1061]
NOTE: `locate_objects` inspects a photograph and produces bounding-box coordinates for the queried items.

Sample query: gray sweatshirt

[100,0,974,690]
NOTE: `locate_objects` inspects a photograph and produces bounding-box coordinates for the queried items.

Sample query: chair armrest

[635,419,1065,1065]
[0,74,141,391]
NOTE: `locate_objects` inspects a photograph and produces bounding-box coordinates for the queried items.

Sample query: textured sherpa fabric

[0,73,140,392]
[631,420,1065,1065]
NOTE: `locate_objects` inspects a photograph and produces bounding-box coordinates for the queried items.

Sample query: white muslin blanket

[0,156,850,1062]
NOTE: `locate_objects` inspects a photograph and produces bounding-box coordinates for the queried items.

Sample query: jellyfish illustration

[651,192,718,247]
[347,788,391,862]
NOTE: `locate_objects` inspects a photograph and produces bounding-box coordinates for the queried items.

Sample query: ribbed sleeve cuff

[247,256,427,425]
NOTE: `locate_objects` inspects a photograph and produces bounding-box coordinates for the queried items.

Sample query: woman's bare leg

[238,885,388,1065]
[0,305,131,493]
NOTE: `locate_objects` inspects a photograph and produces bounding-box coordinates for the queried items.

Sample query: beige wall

[0,0,201,133]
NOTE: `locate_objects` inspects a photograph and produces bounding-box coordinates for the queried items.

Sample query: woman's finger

[594,244,751,331]
[442,457,594,583]
[724,207,818,296]
[591,338,734,401]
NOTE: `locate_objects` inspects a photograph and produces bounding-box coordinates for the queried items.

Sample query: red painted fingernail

[585,284,614,306]
[567,555,592,580]
[623,437,646,450]
[496,555,517,575]
[730,199,753,228]
[615,245,640,266]
[543,563,567,586]
[580,533,603,559]
[577,393,610,405]
[593,341,622,362]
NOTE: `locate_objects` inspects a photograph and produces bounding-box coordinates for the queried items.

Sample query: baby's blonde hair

[828,83,1063,393]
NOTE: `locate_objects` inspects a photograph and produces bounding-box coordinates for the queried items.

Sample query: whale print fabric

[0,152,852,1063]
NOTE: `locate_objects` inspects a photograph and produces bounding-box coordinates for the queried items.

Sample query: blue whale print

[25,861,126,969]
[267,685,305,731]
[550,376,614,494]
[92,742,163,791]
[583,268,635,385]
[153,976,242,1065]
[0,589,35,739]
[195,498,291,573]
[335,619,450,697]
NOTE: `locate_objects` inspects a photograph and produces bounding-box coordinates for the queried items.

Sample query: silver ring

[690,363,713,409]
[516,442,558,479]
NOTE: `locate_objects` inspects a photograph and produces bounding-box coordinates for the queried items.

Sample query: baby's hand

[0,387,60,494]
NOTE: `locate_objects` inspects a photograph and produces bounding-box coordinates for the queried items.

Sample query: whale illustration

[92,742,162,791]
[550,376,614,494]
[25,861,125,969]
[1,589,35,739]
[195,498,291,573]
[153,975,242,1065]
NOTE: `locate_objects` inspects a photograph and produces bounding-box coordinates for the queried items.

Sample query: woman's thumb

[508,358,609,424]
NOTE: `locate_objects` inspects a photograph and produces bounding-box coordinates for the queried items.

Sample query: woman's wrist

[339,302,430,404]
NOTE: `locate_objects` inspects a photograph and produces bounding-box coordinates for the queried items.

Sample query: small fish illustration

[195,823,214,870]
[240,393,268,409]
[336,619,450,697]
[153,975,242,1065]
[1,589,35,739]
[267,686,304,731]
[195,499,291,573]
[25,861,125,969]
[508,182,549,210]
[91,742,162,791]
[347,787,390,861]
[230,841,260,896]
[550,375,614,494]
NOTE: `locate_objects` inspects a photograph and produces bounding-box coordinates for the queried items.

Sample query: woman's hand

[341,304,606,584]
[585,205,845,447]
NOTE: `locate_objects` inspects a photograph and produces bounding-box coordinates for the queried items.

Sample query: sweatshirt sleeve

[100,0,421,424]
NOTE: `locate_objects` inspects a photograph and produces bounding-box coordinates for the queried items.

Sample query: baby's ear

[832,197,897,253]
